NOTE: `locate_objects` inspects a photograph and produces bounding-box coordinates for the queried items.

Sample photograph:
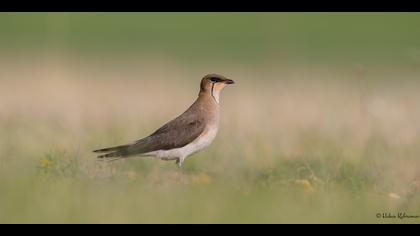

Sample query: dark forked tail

[93,144,130,159]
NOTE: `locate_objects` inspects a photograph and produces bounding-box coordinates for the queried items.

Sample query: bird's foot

[175,158,186,183]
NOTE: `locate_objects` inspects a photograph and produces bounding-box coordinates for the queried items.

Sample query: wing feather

[125,112,205,155]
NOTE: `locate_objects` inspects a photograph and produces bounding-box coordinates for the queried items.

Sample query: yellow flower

[295,179,315,193]
[188,174,213,185]
[40,159,50,168]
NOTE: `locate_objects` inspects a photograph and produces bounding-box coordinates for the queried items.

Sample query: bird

[93,74,235,167]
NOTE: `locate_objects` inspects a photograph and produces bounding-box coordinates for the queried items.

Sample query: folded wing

[95,111,206,159]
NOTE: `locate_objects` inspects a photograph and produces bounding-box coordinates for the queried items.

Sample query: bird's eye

[210,78,219,83]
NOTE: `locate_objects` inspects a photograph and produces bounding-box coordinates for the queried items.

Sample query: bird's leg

[176,158,183,171]
[176,157,186,183]
[176,156,185,168]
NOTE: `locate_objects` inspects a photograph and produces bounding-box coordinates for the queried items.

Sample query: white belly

[145,125,218,161]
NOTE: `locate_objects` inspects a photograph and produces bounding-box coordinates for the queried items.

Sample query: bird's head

[199,74,234,103]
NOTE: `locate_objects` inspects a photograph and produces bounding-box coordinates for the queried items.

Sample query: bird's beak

[224,79,235,84]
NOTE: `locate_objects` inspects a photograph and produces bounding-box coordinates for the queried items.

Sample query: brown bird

[93,74,234,167]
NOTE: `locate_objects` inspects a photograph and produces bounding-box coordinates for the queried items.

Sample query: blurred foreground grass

[0,58,419,223]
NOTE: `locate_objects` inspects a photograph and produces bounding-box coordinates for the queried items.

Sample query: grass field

[0,13,420,223]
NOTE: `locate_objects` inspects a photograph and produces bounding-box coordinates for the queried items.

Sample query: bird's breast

[192,124,219,150]
[178,124,219,157]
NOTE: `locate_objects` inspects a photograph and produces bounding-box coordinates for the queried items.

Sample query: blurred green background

[1,13,420,69]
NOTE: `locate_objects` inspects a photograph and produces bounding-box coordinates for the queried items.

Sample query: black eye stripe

[210,77,222,83]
